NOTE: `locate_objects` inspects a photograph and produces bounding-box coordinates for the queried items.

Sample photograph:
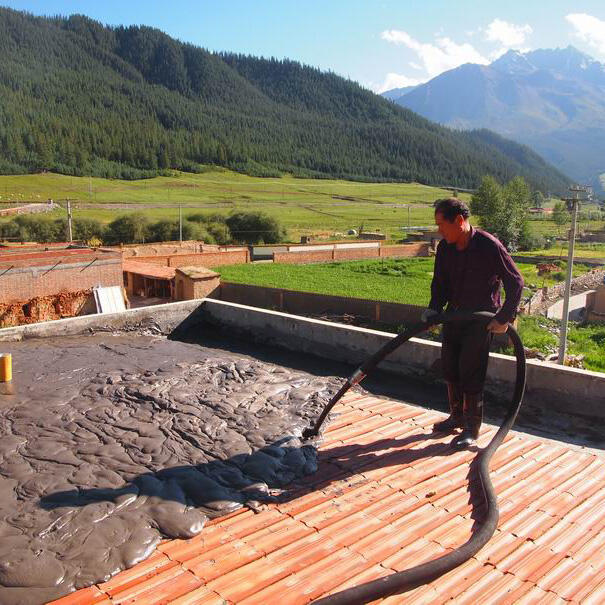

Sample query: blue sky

[4,1,605,92]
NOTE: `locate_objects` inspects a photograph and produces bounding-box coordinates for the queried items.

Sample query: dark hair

[434,198,470,222]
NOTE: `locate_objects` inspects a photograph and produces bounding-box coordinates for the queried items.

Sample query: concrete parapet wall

[0,300,203,341]
[215,282,423,324]
[1,299,603,426]
[198,300,605,421]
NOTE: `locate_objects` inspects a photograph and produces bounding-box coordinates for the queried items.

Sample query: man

[422,198,524,449]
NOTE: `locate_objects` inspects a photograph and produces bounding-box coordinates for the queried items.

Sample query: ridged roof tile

[49,392,605,604]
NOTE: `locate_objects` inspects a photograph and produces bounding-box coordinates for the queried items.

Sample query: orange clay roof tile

[47,392,605,605]
[47,587,112,605]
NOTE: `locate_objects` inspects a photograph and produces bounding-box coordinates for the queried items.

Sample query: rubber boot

[452,392,483,449]
[433,382,463,432]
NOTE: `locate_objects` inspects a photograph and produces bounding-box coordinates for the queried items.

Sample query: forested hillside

[0,7,570,191]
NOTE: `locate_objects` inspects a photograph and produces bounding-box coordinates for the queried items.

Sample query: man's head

[434,198,471,245]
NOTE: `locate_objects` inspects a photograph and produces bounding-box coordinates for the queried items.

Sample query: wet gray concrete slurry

[0,334,343,604]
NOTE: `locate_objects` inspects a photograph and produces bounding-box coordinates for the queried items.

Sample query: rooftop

[122,259,176,280]
[0,246,120,266]
[176,266,220,280]
[1,312,604,605]
[48,387,605,604]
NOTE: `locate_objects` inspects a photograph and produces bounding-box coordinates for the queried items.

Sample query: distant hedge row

[0,211,286,246]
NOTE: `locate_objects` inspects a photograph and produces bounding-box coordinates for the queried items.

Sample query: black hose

[303,311,526,604]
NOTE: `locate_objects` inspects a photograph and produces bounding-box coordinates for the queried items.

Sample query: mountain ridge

[0,7,569,192]
[385,46,605,191]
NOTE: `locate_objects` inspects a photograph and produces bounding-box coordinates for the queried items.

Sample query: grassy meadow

[0,169,458,241]
[215,258,596,305]
[3,169,602,242]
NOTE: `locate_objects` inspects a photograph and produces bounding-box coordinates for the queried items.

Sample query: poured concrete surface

[0,332,345,604]
[1,318,604,604]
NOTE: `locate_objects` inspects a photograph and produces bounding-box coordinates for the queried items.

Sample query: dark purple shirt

[429,227,524,324]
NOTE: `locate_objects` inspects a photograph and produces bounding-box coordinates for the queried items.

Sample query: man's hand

[487,319,508,333]
[421,308,439,323]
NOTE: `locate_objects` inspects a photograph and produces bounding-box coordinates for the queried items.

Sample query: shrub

[226,211,286,244]
[104,213,150,244]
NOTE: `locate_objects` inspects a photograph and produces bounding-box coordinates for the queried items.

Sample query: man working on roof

[422,198,524,449]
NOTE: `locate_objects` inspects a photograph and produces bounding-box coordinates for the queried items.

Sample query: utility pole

[407,205,410,227]
[557,185,588,364]
[66,199,73,243]
[179,205,183,243]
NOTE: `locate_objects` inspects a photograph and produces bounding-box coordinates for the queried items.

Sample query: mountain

[385,46,605,192]
[381,85,417,101]
[0,8,569,192]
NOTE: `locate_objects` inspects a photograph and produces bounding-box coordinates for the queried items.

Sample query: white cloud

[566,13,605,55]
[381,29,488,78]
[484,18,532,48]
[374,72,423,94]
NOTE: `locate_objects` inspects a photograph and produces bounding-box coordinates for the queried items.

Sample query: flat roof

[123,259,176,280]
[176,266,219,279]
[0,246,121,268]
[3,325,603,604]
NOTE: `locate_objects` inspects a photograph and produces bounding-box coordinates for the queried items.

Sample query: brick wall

[167,250,249,268]
[334,247,378,261]
[273,242,430,264]
[0,257,122,304]
[379,243,431,258]
[132,249,249,268]
[273,250,335,264]
[130,256,171,266]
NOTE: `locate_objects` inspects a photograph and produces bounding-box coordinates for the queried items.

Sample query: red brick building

[0,246,122,304]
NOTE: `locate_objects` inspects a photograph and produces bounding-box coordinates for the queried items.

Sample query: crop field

[3,169,601,242]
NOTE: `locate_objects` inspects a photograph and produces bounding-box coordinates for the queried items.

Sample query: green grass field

[215,258,595,304]
[0,169,460,241]
[4,169,601,242]
[516,243,605,259]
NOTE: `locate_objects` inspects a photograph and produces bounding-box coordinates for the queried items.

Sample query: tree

[12,215,62,243]
[104,212,150,244]
[470,175,531,251]
[501,176,531,250]
[73,218,104,241]
[532,190,545,209]
[225,211,286,244]
[552,201,569,229]
[147,219,175,242]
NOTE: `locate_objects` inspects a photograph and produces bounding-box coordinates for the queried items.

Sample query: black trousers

[441,320,493,394]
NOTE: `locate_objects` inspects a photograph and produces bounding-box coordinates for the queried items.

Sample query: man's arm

[491,243,524,327]
[428,240,448,313]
